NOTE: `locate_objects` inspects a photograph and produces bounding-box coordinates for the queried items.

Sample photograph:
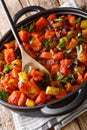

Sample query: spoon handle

[0,0,22,46]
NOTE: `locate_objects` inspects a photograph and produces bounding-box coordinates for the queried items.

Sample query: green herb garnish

[78,32,83,39]
[67,34,72,41]
[25,66,32,74]
[77,32,87,42]
[43,40,50,48]
[54,17,63,22]
[29,22,35,32]
[0,90,9,101]
[57,72,75,83]
[58,38,66,49]
[63,49,71,54]
[76,44,83,57]
[29,37,34,45]
[68,73,75,79]
[75,17,81,24]
[17,25,29,31]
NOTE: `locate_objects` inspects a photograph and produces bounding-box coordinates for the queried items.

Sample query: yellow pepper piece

[81,20,87,29]
[46,86,59,96]
[26,99,35,107]
[18,72,28,82]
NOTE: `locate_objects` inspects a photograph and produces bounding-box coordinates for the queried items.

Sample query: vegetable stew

[0,13,87,107]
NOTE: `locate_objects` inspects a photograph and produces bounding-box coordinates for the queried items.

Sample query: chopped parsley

[67,34,72,41]
[75,17,81,24]
[43,40,50,48]
[58,38,66,49]
[57,72,75,83]
[0,90,9,101]
[76,44,83,57]
[54,17,63,22]
[29,22,35,32]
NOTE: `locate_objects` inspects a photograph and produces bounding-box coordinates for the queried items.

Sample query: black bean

[70,79,77,85]
[84,67,87,73]
[67,63,75,69]
[62,28,70,33]
[15,48,21,59]
[74,60,81,66]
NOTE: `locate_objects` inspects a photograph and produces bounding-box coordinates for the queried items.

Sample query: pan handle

[41,80,87,116]
[13,6,46,24]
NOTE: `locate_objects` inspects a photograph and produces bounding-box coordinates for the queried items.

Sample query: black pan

[0,6,87,117]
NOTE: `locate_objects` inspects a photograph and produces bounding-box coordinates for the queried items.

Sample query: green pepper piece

[58,38,66,49]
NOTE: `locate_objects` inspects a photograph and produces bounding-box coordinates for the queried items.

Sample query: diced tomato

[0,83,4,90]
[40,52,52,59]
[1,75,18,93]
[52,22,62,28]
[30,68,44,81]
[18,30,31,43]
[35,91,47,105]
[30,38,42,52]
[18,79,40,99]
[60,59,72,67]
[1,74,10,86]
[0,63,3,72]
[29,51,36,59]
[45,59,54,70]
[66,38,78,50]
[11,59,22,68]
[7,91,21,105]
[31,32,41,38]
[4,42,15,49]
[45,30,55,40]
[65,84,78,93]
[4,79,18,93]
[52,52,64,61]
[39,35,45,42]
[23,42,31,52]
[35,17,48,32]
[51,64,60,75]
[67,15,76,26]
[18,93,27,106]
[47,13,57,22]
[77,73,84,84]
[3,49,15,64]
[10,67,21,78]
[56,89,67,99]
[84,72,87,80]
[51,81,60,87]
[60,59,72,76]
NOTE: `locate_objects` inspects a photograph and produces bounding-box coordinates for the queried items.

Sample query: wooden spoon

[0,0,51,81]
